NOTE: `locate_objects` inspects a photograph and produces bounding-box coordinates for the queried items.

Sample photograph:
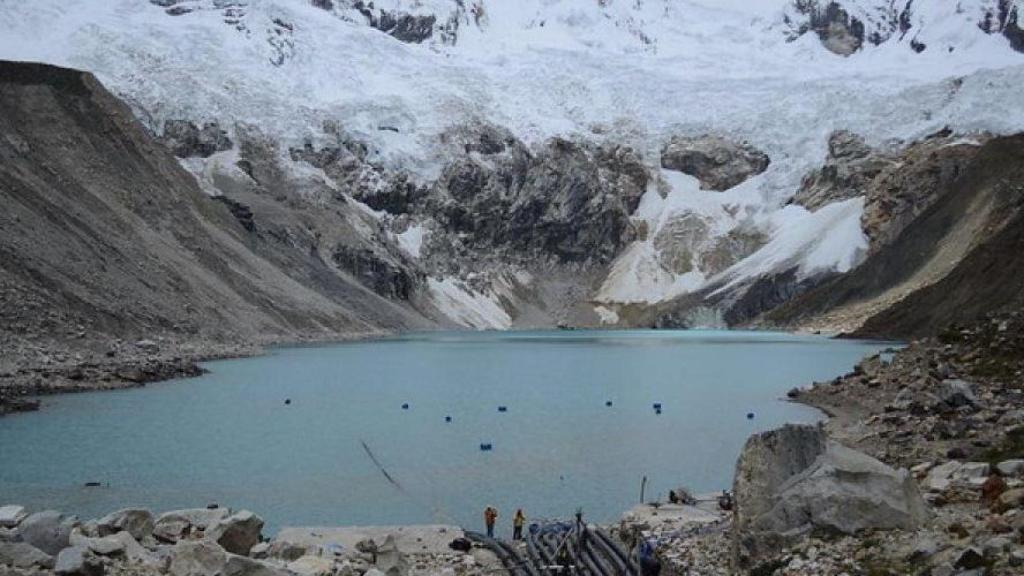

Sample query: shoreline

[0,329,397,416]
[0,326,881,417]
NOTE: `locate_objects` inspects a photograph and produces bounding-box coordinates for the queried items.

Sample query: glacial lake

[0,330,888,534]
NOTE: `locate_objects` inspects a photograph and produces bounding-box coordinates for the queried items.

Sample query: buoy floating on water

[284,398,291,405]
[480,443,493,451]
[653,402,662,410]
[401,403,409,410]
[605,400,613,407]
[445,416,452,423]
[747,412,755,420]
[497,406,508,413]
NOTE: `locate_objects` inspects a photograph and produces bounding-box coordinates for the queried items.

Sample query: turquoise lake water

[0,330,887,534]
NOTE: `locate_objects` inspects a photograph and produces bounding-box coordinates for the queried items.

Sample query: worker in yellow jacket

[512,508,526,541]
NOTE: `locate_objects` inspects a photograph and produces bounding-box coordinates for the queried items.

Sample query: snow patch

[428,277,512,330]
[396,224,427,258]
[594,306,620,325]
[713,198,869,294]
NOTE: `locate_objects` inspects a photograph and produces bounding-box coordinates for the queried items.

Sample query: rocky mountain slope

[0,61,432,379]
[0,0,1023,343]
[762,133,1024,338]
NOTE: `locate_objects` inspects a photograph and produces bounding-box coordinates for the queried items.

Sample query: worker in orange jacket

[484,506,498,538]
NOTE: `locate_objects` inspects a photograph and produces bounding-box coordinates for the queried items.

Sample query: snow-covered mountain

[2,0,1023,331]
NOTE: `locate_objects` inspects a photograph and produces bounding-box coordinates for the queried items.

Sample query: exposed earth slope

[0,61,431,383]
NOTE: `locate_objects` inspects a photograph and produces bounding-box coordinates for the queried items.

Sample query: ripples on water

[0,330,888,533]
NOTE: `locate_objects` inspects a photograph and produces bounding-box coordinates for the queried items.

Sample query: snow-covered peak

[780,0,1023,56]
[2,0,1023,323]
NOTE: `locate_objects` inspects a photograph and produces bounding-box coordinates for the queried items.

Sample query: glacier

[1,0,1022,327]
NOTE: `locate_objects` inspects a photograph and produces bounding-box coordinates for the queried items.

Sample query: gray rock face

[937,379,978,409]
[660,135,769,191]
[0,542,55,569]
[96,509,154,541]
[205,511,263,556]
[160,119,233,158]
[375,534,407,576]
[154,508,231,544]
[790,130,895,211]
[341,0,467,45]
[266,540,306,562]
[0,507,26,529]
[979,1,1024,53]
[223,554,291,576]
[331,244,422,301]
[18,511,77,556]
[287,555,335,576]
[430,137,647,264]
[732,424,928,571]
[54,546,102,576]
[169,540,228,576]
[997,459,1024,477]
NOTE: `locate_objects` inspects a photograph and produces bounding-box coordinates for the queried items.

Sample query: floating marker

[284,399,291,405]
[653,403,662,410]
[747,412,755,420]
[445,416,452,423]
[605,400,613,407]
[401,403,409,410]
[497,406,508,413]
[480,443,493,451]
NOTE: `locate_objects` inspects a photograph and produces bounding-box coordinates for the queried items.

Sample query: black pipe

[592,528,638,576]
[581,538,612,576]
[465,531,523,576]
[585,528,627,576]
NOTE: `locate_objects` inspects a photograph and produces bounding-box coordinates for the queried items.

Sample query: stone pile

[0,507,499,576]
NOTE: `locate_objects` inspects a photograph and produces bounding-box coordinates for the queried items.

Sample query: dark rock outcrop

[159,120,233,158]
[213,196,256,233]
[352,1,438,44]
[660,135,769,191]
[331,244,422,301]
[980,0,1024,53]
[785,1,871,56]
[785,0,1024,55]
[431,137,647,264]
[789,130,896,211]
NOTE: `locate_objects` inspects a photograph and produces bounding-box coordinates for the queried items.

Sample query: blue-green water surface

[0,330,887,533]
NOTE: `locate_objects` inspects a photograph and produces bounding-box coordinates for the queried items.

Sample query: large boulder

[660,135,769,191]
[68,530,125,557]
[96,509,154,541]
[732,424,928,571]
[0,507,27,529]
[205,511,263,556]
[937,379,978,410]
[287,555,335,576]
[375,534,408,576]
[54,546,103,576]
[18,511,78,556]
[169,540,228,576]
[154,508,231,543]
[0,542,55,569]
[922,461,991,492]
